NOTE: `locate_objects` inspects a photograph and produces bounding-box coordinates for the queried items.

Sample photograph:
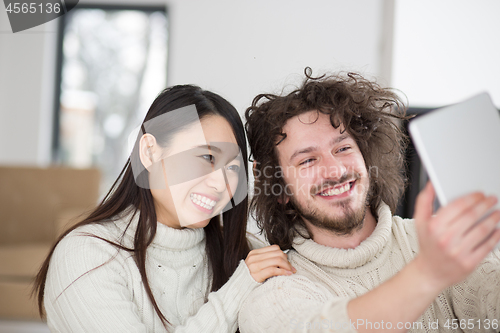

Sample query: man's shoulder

[391,215,417,235]
[246,232,269,250]
[238,269,342,333]
[390,215,420,257]
[243,270,334,310]
[255,249,337,297]
[250,246,335,295]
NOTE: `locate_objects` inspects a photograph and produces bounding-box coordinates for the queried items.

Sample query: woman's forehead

[166,115,238,156]
[200,115,237,144]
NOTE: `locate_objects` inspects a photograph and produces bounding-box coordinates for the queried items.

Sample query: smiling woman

[142,114,244,229]
[33,85,295,332]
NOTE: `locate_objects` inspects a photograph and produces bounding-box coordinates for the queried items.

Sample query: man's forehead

[279,112,349,146]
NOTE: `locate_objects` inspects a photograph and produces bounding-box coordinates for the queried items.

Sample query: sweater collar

[291,202,393,269]
[114,207,205,252]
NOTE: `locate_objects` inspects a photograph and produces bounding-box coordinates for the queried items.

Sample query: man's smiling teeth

[190,194,217,210]
[320,182,352,196]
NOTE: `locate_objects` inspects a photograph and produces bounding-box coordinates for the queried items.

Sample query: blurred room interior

[1,0,499,331]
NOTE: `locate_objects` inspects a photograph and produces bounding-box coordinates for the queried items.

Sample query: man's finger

[414,181,435,225]
[449,196,499,243]
[468,228,500,266]
[435,192,486,229]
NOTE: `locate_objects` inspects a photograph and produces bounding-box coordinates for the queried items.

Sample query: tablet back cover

[409,92,500,210]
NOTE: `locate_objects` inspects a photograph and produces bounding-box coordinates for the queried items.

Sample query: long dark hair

[246,70,410,249]
[34,85,250,326]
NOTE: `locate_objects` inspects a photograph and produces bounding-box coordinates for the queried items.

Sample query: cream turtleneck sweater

[44,210,259,332]
[238,202,500,333]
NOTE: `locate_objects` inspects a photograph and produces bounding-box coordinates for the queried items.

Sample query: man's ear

[252,160,258,178]
[278,195,290,205]
[139,134,157,169]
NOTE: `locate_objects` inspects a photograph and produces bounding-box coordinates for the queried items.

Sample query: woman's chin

[183,219,211,229]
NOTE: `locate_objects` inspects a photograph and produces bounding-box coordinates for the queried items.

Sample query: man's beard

[290,175,370,236]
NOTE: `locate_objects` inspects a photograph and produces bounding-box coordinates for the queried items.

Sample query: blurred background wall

[0,1,499,328]
[0,0,499,191]
[0,0,390,168]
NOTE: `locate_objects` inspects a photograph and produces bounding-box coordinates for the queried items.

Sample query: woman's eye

[226,164,240,172]
[201,154,215,164]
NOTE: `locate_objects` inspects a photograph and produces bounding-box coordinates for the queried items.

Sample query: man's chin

[304,204,367,235]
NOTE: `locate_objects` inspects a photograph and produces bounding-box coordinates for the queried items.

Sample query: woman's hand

[413,182,500,291]
[245,244,296,283]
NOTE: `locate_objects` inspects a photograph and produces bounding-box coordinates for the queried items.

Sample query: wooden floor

[0,320,49,333]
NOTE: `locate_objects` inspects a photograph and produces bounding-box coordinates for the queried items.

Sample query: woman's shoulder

[58,208,137,249]
[52,217,135,271]
[45,219,139,319]
[62,219,121,245]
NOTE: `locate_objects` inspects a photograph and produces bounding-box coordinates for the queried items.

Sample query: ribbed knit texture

[44,210,259,332]
[239,202,500,333]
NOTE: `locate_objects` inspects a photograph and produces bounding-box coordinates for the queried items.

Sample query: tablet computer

[408,92,500,217]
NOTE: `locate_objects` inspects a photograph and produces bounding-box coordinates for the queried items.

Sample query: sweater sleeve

[173,260,260,333]
[46,231,261,333]
[44,230,149,333]
[238,274,356,333]
[448,249,500,331]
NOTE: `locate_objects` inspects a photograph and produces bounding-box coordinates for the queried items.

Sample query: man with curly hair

[238,70,500,332]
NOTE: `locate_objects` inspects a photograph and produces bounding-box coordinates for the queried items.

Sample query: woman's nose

[205,168,228,193]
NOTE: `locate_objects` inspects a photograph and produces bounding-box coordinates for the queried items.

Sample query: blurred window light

[54,5,168,193]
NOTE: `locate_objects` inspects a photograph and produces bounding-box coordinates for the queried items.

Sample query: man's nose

[319,154,346,180]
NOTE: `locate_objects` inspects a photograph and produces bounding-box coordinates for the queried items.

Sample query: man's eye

[337,146,351,153]
[299,158,315,166]
[200,154,215,163]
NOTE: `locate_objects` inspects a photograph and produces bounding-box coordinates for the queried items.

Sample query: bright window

[55,5,168,191]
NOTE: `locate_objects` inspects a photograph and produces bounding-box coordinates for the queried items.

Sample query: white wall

[392,0,500,108]
[165,0,389,113]
[0,15,57,165]
[0,0,389,166]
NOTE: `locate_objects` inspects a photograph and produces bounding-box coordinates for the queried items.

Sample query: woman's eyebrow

[194,144,222,153]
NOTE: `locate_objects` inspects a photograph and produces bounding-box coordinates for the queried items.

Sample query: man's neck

[304,208,377,249]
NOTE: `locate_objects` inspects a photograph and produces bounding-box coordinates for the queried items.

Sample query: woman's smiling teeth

[319,182,352,196]
[190,193,217,210]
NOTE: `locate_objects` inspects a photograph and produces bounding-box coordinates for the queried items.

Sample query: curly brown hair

[246,70,411,249]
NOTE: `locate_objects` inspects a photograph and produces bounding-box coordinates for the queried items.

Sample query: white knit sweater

[238,202,500,333]
[44,209,260,332]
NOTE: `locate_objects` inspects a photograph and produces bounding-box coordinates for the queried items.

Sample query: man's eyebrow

[289,146,317,163]
[332,133,349,145]
[288,133,350,163]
